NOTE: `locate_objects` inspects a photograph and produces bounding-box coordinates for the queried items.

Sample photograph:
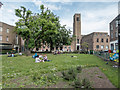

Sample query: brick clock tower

[73,14,81,51]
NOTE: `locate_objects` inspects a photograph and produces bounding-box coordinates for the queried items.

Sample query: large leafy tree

[15,5,72,53]
[15,6,32,55]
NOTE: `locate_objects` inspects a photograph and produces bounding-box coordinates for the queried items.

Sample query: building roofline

[82,32,108,38]
[110,14,120,24]
[0,21,15,27]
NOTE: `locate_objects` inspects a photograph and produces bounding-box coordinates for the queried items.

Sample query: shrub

[76,66,82,73]
[61,68,77,81]
[73,78,92,89]
[74,79,82,88]
[82,78,92,88]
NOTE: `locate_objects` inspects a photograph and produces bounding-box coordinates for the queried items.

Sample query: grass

[1,54,118,88]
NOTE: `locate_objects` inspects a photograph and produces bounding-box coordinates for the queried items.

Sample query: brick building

[109,15,119,51]
[81,32,110,51]
[0,22,24,53]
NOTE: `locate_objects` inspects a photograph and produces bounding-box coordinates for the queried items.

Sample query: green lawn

[1,54,118,88]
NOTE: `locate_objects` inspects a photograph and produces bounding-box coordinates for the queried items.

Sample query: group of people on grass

[32,53,50,63]
[7,52,22,57]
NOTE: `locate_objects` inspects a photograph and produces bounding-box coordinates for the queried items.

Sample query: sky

[0,0,119,35]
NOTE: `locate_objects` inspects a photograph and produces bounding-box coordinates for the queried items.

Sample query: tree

[15,6,32,55]
[15,5,72,53]
[34,5,72,52]
[81,42,88,54]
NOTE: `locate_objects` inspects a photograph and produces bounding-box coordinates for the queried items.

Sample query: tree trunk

[50,42,53,53]
[25,40,31,56]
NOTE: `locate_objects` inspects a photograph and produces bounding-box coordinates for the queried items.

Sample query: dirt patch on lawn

[78,67,116,88]
[46,67,116,88]
[5,67,116,88]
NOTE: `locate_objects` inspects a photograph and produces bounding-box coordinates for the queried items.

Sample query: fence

[94,51,110,60]
[94,51,119,65]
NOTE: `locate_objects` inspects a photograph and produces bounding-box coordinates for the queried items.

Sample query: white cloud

[44,4,61,10]
[32,0,61,11]
[81,4,118,35]
[45,0,119,2]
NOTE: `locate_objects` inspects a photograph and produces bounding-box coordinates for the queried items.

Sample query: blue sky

[0,0,119,35]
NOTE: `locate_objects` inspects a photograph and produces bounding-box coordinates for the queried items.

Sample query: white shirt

[35,57,40,63]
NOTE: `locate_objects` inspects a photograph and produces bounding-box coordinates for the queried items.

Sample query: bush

[73,78,92,89]
[62,68,77,81]
[82,78,92,88]
[76,66,82,73]
[74,79,82,88]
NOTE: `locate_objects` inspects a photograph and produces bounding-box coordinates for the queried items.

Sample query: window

[101,38,104,42]
[106,38,108,43]
[77,17,80,21]
[96,45,99,49]
[77,39,79,44]
[106,45,108,49]
[0,35,2,41]
[115,43,118,50]
[6,36,9,41]
[96,38,99,42]
[115,20,118,27]
[101,45,104,49]
[96,33,98,36]
[7,28,9,33]
[69,47,71,49]
[104,34,107,37]
[111,33,113,38]
[16,35,18,44]
[111,25,113,30]
[0,27,2,32]
[115,31,118,37]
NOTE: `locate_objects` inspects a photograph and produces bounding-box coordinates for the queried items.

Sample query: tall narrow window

[116,20,118,27]
[101,45,104,49]
[0,27,2,32]
[97,38,99,42]
[111,33,113,38]
[115,31,118,37]
[101,38,104,42]
[111,25,113,30]
[106,45,108,49]
[0,35,2,41]
[16,35,18,44]
[7,28,9,33]
[77,39,79,44]
[106,38,108,43]
[6,36,9,41]
[77,17,80,21]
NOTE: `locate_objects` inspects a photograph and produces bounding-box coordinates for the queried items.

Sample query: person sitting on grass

[35,55,41,63]
[44,55,48,61]
[32,53,38,58]
[39,54,43,58]
[43,55,51,62]
[11,53,14,57]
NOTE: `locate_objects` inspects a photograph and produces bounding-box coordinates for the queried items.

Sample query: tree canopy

[15,5,72,53]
